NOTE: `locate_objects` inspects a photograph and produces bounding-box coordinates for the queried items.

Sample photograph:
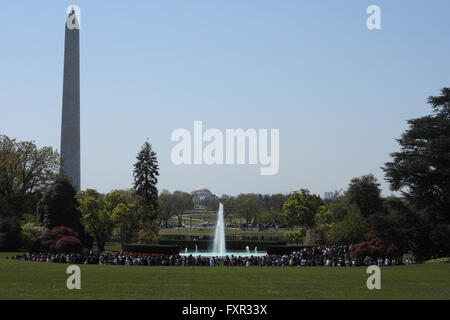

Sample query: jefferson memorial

[191,187,216,207]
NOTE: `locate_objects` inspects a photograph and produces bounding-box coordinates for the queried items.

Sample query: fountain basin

[179,251,267,258]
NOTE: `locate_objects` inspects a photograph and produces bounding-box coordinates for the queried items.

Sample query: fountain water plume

[180,203,266,257]
[212,203,226,256]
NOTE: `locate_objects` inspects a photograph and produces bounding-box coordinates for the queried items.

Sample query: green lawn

[1,253,449,300]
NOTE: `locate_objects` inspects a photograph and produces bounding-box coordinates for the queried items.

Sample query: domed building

[191,187,216,207]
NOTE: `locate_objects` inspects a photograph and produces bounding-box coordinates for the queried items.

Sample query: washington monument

[60,7,80,190]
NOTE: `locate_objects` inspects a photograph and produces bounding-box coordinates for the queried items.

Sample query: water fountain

[212,203,226,256]
[180,203,266,257]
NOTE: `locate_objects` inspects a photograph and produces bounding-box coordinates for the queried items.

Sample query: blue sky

[1,1,449,197]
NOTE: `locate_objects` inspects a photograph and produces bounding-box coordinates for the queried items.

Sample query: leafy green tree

[258,210,287,225]
[133,140,159,241]
[158,189,175,226]
[297,206,334,245]
[347,174,383,218]
[21,221,45,251]
[77,189,114,251]
[261,194,288,213]
[285,227,307,241]
[105,190,139,245]
[257,193,288,225]
[315,205,333,226]
[327,206,369,245]
[235,194,262,225]
[0,135,59,219]
[327,195,352,221]
[159,190,193,226]
[218,195,238,221]
[304,226,328,245]
[0,216,22,251]
[284,189,323,228]
[0,136,59,250]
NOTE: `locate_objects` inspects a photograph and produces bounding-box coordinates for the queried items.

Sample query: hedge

[122,244,180,255]
[158,240,287,251]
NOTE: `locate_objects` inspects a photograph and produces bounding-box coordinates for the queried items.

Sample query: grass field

[1,252,449,300]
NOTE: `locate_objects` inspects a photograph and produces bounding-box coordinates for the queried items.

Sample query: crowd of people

[7,245,410,267]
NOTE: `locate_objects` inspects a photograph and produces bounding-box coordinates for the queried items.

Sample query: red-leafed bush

[386,244,402,257]
[350,231,397,261]
[35,226,80,252]
[367,232,385,258]
[55,236,82,253]
[349,241,370,261]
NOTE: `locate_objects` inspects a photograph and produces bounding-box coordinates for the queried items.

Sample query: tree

[0,216,22,251]
[327,206,369,245]
[159,190,193,227]
[37,174,91,248]
[217,195,237,221]
[258,193,288,225]
[284,189,323,228]
[0,135,59,219]
[261,194,288,213]
[133,140,159,241]
[106,190,139,245]
[327,195,352,221]
[158,190,175,227]
[315,205,333,226]
[258,210,287,225]
[77,189,114,251]
[347,174,383,218]
[285,227,307,241]
[369,197,415,254]
[21,222,45,251]
[383,88,450,222]
[383,88,450,259]
[235,194,262,225]
[38,175,81,229]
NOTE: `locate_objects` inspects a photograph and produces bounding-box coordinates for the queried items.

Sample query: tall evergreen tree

[133,140,160,224]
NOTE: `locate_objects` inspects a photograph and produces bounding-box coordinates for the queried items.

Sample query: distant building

[191,187,216,207]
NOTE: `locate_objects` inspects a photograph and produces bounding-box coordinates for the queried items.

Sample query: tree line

[0,88,449,260]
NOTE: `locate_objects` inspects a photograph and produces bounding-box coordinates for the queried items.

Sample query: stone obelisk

[60,9,80,190]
